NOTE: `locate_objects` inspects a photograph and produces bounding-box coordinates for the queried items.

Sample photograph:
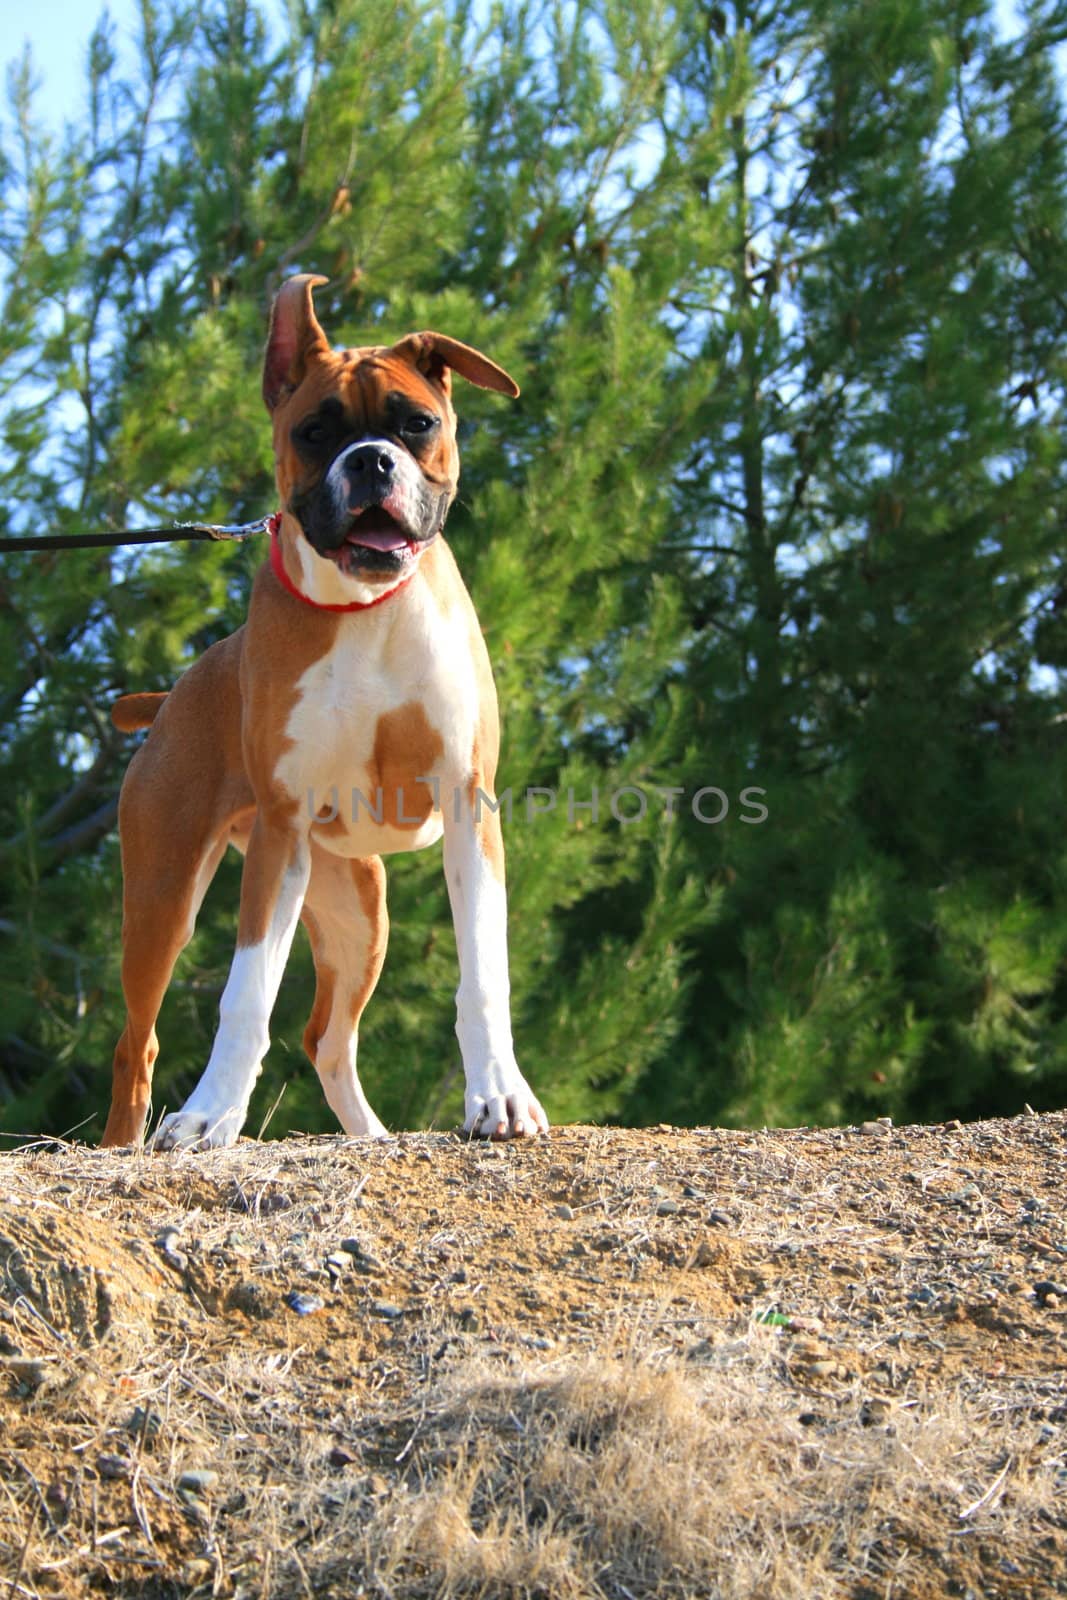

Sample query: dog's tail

[111,692,168,732]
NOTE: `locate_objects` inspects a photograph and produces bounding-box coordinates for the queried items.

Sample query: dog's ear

[263,274,331,411]
[390,332,520,399]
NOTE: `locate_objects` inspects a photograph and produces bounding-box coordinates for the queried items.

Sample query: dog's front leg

[443,790,548,1139]
[154,809,311,1150]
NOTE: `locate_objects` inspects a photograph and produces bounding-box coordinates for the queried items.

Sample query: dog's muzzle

[293,438,450,575]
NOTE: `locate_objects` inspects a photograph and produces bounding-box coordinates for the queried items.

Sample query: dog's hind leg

[102,805,233,1148]
[300,845,389,1138]
[104,628,253,1148]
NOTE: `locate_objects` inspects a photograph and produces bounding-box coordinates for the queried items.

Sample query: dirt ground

[1,1113,1065,1598]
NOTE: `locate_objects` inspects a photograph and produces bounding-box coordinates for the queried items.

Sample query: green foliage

[1,0,1066,1141]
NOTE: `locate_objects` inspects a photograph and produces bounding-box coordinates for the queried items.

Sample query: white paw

[361,1114,391,1140]
[463,1076,549,1140]
[339,1110,391,1140]
[151,1104,245,1152]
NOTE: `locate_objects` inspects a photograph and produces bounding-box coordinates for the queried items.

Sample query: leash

[4,510,415,614]
[0,516,277,554]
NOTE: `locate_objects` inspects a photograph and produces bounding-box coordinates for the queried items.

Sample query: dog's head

[263,274,518,580]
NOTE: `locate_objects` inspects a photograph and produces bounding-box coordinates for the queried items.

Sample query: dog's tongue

[347,526,410,551]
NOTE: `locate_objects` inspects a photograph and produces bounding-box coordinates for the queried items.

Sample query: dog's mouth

[330,506,430,574]
[344,506,417,554]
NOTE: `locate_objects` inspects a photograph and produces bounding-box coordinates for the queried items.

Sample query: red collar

[268,513,415,613]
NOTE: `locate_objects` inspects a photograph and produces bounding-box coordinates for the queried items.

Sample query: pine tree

[620,0,1067,1126]
[2,0,1067,1141]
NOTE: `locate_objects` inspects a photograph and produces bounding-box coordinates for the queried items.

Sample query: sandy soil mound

[0,1204,169,1348]
[1,1114,1065,1598]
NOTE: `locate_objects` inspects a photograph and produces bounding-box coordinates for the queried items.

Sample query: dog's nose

[344,444,396,492]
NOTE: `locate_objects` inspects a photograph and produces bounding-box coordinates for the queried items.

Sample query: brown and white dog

[101,274,548,1150]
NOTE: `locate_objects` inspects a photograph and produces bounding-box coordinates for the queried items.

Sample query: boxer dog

[101,274,548,1149]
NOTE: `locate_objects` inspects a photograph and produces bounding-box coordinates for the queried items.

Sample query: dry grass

[360,1349,1060,1600]
[1,1118,1065,1598]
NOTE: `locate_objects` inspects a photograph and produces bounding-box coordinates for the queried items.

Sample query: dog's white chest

[274,592,479,857]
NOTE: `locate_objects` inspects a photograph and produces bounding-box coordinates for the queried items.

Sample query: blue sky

[1,0,141,126]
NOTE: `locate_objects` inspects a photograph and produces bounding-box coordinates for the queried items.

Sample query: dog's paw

[151,1106,243,1152]
[463,1079,549,1141]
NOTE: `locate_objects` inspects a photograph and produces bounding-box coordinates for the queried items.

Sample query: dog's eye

[296,419,330,448]
[402,414,438,436]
